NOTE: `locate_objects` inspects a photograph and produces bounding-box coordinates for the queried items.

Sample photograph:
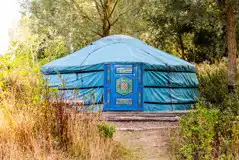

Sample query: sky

[0,0,20,55]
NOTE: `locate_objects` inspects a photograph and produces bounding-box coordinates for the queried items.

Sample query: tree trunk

[226,3,237,92]
[178,34,185,59]
[102,0,112,37]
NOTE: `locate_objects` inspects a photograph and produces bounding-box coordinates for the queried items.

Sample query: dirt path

[111,121,178,160]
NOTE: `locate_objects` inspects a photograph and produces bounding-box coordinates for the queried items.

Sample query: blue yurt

[42,35,198,112]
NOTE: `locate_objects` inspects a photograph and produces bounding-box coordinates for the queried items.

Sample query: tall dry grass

[0,67,129,160]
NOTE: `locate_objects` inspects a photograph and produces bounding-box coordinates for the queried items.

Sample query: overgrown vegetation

[0,49,131,160]
[174,61,239,160]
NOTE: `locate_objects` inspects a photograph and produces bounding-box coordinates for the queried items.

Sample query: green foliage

[179,106,219,160]
[141,0,229,62]
[177,60,239,159]
[15,0,239,63]
[197,60,239,112]
[38,37,69,65]
[179,104,239,159]
[221,92,239,115]
[97,123,116,139]
[197,61,228,105]
[20,0,146,52]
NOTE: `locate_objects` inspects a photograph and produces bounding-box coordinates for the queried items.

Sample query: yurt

[42,35,198,112]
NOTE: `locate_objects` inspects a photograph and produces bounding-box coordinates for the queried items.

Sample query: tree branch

[94,0,103,17]
[66,0,100,27]
[111,7,131,26]
[108,0,119,19]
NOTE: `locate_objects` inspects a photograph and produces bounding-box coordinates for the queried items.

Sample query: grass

[0,68,131,160]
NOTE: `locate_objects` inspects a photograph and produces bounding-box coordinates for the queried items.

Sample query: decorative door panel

[116,76,132,96]
[104,64,143,111]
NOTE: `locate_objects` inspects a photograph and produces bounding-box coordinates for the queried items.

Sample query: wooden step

[104,116,179,122]
[102,111,189,122]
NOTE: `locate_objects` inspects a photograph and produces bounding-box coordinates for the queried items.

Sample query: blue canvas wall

[143,70,198,111]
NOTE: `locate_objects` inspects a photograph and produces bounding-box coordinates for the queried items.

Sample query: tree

[225,1,237,92]
[20,0,145,52]
[62,0,128,37]
[141,0,216,61]
[142,0,239,65]
[215,0,238,91]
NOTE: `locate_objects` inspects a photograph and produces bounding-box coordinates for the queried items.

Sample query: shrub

[197,60,239,107]
[179,106,219,160]
[220,92,239,115]
[178,102,239,159]
[97,123,116,139]
[197,61,228,105]
[176,60,239,159]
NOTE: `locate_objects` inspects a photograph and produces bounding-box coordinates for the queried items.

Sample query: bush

[197,60,239,107]
[176,60,239,160]
[97,123,116,139]
[177,102,239,159]
[179,106,219,160]
[178,105,239,159]
[220,92,239,115]
[197,61,228,105]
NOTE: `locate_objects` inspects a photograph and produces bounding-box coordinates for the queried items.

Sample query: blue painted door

[104,64,143,111]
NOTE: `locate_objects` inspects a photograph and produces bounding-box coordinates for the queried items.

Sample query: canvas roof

[42,35,196,74]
